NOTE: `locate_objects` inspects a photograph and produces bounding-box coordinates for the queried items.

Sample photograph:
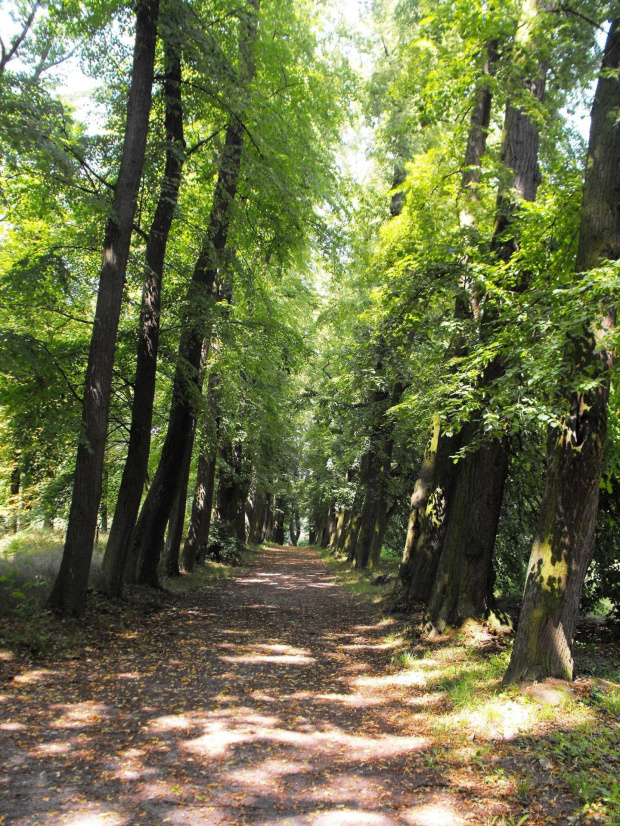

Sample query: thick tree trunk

[344,512,361,562]
[505,19,620,683]
[426,423,509,630]
[423,20,547,630]
[216,440,249,541]
[163,422,196,576]
[355,385,402,569]
[102,45,185,596]
[289,505,300,546]
[249,490,267,544]
[49,0,159,614]
[331,508,345,551]
[336,509,351,553]
[395,46,498,605]
[398,418,462,603]
[368,434,395,568]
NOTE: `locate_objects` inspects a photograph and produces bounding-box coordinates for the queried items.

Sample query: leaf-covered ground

[1,545,619,825]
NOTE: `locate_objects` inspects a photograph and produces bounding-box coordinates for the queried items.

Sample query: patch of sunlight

[301,771,381,804]
[340,641,401,651]
[117,672,141,680]
[402,803,465,825]
[0,721,26,731]
[353,671,427,689]
[51,701,109,729]
[62,813,126,826]
[225,758,309,786]
[219,652,316,664]
[13,668,61,684]
[29,740,74,757]
[0,650,14,661]
[150,714,193,731]
[458,697,536,740]
[183,715,427,760]
[289,690,387,708]
[310,811,395,825]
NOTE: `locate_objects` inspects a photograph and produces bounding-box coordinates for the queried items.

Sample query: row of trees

[300,0,620,683]
[1,0,347,605]
[2,0,620,686]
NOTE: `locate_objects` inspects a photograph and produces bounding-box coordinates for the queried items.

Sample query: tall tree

[102,37,186,596]
[129,0,260,587]
[49,0,159,614]
[504,18,620,683]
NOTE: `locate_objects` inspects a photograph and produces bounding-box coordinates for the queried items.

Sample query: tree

[504,16,620,683]
[102,30,186,596]
[49,0,160,615]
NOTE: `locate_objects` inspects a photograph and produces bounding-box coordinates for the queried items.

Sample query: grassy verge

[323,547,620,825]
[317,545,400,607]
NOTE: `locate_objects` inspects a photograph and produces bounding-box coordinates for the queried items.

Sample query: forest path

[0,545,571,825]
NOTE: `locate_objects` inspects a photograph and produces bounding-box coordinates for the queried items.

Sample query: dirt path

[0,546,577,825]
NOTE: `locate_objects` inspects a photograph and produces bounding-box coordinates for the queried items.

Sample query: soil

[0,546,610,825]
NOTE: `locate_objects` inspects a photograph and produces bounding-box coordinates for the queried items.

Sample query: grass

[322,552,620,826]
[318,545,400,606]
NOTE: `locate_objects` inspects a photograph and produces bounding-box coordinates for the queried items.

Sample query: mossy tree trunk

[504,19,620,683]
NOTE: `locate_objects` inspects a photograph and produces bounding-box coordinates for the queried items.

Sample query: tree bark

[289,504,300,546]
[102,43,185,596]
[130,1,259,587]
[248,490,267,544]
[182,377,219,571]
[163,421,196,576]
[505,19,620,683]
[49,0,159,615]
[9,459,20,534]
[398,417,462,603]
[100,456,109,534]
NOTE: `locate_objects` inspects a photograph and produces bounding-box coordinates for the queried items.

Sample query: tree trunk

[423,17,547,630]
[331,508,345,551]
[355,451,384,568]
[425,422,509,630]
[49,0,159,615]
[9,459,20,534]
[398,417,462,603]
[182,378,219,571]
[289,504,300,546]
[102,43,185,596]
[395,45,499,604]
[505,19,620,683]
[355,384,402,569]
[163,421,196,576]
[368,432,396,568]
[344,512,361,562]
[183,451,217,570]
[130,2,259,588]
[249,491,267,544]
[100,457,108,534]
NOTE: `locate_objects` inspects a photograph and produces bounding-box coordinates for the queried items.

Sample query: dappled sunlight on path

[0,546,588,824]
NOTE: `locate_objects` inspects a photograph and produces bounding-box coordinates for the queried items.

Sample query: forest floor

[1,544,620,826]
